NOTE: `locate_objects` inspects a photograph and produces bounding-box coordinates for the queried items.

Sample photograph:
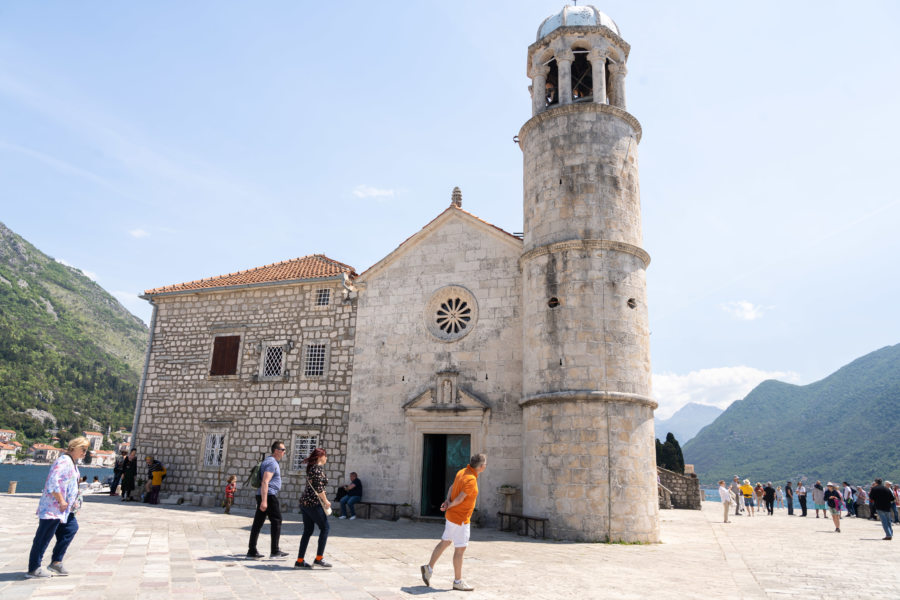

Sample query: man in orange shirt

[420,453,487,592]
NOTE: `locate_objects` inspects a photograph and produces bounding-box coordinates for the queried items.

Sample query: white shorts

[441,520,471,548]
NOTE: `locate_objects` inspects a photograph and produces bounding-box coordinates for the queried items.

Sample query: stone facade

[135,277,355,508]
[657,467,702,510]
[345,208,524,522]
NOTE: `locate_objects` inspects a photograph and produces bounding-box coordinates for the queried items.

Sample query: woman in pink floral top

[26,436,89,578]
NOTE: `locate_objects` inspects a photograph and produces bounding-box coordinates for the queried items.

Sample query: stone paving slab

[1,494,898,599]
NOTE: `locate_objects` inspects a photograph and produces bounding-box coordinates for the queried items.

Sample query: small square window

[291,433,319,471]
[203,432,225,467]
[315,288,331,306]
[304,343,326,377]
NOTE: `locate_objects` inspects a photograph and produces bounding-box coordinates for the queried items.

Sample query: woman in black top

[120,449,138,501]
[823,483,842,533]
[294,448,332,569]
[763,483,776,515]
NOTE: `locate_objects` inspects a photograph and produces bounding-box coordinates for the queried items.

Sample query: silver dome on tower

[536,5,620,41]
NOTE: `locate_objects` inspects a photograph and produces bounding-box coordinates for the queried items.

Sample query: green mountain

[0,221,149,443]
[683,343,900,485]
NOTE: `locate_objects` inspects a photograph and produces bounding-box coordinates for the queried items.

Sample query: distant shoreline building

[134,5,658,542]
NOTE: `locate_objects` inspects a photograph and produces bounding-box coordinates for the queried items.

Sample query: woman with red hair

[294,448,333,569]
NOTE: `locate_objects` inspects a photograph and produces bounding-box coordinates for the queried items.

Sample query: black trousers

[248,494,282,554]
[298,504,330,560]
[765,499,774,515]
[786,496,794,514]
[799,495,807,516]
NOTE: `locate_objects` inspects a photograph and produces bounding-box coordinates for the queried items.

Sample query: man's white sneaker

[47,562,69,576]
[349,515,356,520]
[453,580,474,591]
[25,567,53,579]
[338,515,347,519]
[420,564,432,586]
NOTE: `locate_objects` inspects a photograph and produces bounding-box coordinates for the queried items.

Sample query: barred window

[291,433,319,471]
[262,345,284,377]
[304,343,326,376]
[315,288,331,306]
[203,433,225,467]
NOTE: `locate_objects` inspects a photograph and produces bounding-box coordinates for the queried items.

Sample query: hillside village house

[135,5,660,541]
[0,442,16,462]
[29,443,62,462]
[91,449,116,468]
[84,431,103,451]
[0,428,16,442]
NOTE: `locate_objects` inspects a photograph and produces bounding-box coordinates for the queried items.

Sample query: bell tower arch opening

[571,49,592,102]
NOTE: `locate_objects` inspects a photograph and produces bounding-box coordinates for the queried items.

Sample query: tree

[656,432,686,474]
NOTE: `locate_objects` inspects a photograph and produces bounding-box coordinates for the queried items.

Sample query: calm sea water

[1,463,114,493]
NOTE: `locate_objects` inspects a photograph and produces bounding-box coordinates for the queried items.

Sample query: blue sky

[2,2,899,418]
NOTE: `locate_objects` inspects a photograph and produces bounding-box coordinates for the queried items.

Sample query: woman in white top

[718,480,733,523]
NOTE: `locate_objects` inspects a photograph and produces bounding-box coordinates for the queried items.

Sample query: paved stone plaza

[1,493,898,599]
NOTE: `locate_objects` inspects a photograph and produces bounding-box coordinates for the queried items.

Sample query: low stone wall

[657,467,702,510]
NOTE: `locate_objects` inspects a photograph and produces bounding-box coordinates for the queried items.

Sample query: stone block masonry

[657,466,702,510]
[136,281,355,509]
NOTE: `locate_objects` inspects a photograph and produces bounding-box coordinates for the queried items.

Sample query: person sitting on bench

[339,472,363,520]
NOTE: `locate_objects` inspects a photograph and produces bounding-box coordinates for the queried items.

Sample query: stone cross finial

[451,186,462,207]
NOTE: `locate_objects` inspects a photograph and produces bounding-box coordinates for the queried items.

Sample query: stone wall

[136,279,355,508]
[657,466,702,510]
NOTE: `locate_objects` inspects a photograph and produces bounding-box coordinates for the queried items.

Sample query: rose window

[436,298,471,334]
[425,285,478,342]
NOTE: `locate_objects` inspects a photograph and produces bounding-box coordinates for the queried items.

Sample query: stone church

[134,5,659,542]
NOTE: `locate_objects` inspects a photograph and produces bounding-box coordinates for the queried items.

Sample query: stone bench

[352,501,401,521]
[497,511,548,539]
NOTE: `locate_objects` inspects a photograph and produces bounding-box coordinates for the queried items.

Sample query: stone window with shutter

[209,335,241,377]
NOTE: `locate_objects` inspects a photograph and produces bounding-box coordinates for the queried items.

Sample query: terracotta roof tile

[145,254,357,295]
[84,431,103,436]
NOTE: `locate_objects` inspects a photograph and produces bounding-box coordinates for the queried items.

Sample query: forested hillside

[684,343,900,485]
[0,221,149,443]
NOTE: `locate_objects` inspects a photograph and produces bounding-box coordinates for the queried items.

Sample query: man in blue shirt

[247,441,288,558]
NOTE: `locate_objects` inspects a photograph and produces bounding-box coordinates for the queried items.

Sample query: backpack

[246,453,266,489]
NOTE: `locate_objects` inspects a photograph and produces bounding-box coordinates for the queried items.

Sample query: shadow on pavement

[401,585,450,595]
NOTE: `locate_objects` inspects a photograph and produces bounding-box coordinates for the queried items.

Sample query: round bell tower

[518,5,659,542]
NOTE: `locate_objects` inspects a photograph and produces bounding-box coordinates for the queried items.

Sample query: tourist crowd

[717,476,899,540]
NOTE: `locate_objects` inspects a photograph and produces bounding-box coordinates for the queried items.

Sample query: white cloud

[129,228,150,238]
[720,300,770,320]
[54,258,97,281]
[652,366,801,420]
[352,184,395,199]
